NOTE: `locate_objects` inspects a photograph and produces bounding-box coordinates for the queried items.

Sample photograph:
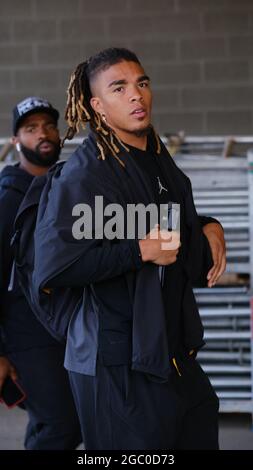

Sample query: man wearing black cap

[0,97,82,449]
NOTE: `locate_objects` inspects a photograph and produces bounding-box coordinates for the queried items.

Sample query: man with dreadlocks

[33,48,226,450]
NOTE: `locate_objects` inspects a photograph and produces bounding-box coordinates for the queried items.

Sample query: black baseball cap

[13,96,59,135]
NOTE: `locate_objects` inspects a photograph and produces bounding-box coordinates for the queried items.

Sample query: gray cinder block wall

[0,0,253,137]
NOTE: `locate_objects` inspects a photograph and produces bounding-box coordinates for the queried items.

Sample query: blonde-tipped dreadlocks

[63,48,161,166]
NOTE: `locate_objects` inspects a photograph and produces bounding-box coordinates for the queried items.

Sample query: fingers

[0,371,7,393]
[9,366,18,382]
[147,225,162,240]
[203,224,226,287]
[207,261,221,287]
[153,247,179,265]
[160,230,180,250]
[207,252,219,284]
[207,247,226,287]
[216,253,226,280]
[0,359,7,392]
[0,359,18,393]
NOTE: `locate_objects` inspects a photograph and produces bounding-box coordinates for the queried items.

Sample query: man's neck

[126,135,147,151]
[20,158,49,177]
[114,131,148,151]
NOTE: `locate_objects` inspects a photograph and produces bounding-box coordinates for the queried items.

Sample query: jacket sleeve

[47,239,143,288]
[34,165,145,291]
[183,178,215,286]
[0,188,22,355]
[199,215,223,229]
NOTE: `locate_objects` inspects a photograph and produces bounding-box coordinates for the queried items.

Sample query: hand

[203,223,226,288]
[139,226,181,266]
[0,356,18,394]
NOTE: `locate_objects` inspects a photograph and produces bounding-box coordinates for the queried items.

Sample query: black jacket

[0,164,57,355]
[33,133,215,380]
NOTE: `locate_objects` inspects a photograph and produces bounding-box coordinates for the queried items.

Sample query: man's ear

[90,96,104,115]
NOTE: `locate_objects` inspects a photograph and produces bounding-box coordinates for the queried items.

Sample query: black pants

[69,356,219,450]
[7,345,82,450]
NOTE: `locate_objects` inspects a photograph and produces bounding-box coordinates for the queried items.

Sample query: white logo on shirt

[157,176,168,194]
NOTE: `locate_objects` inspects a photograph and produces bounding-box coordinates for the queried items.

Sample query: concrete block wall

[0,0,253,137]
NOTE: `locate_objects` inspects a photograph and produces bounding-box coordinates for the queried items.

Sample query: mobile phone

[159,203,181,286]
[0,376,26,408]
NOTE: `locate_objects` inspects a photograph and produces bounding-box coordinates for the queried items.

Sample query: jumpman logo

[157,176,168,195]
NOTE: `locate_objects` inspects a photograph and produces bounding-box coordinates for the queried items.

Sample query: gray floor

[0,404,252,450]
[0,405,28,450]
[219,414,253,450]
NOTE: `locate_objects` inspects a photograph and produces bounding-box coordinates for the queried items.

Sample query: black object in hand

[0,376,26,408]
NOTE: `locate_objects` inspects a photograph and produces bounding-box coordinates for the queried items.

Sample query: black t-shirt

[127,142,171,206]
